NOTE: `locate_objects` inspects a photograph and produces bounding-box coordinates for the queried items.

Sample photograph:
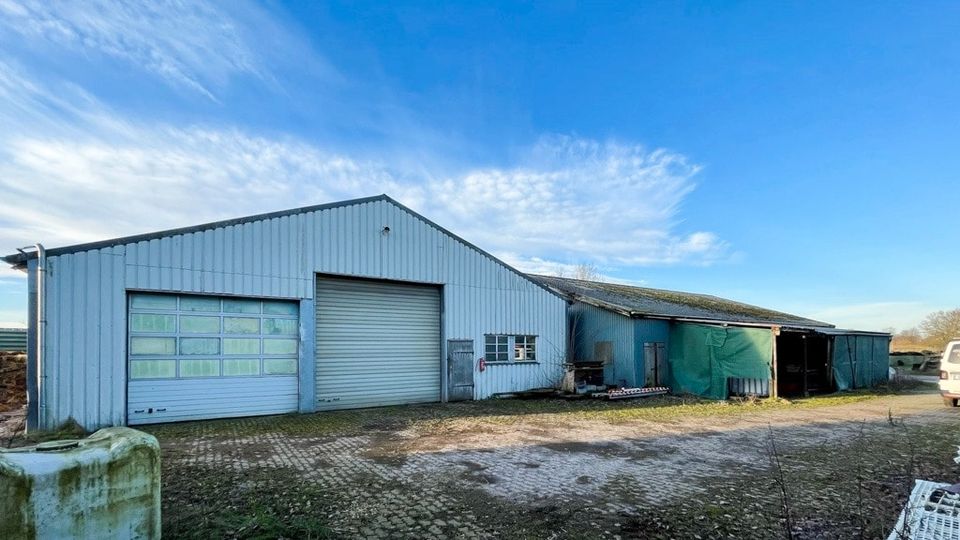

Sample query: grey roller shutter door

[315,277,441,410]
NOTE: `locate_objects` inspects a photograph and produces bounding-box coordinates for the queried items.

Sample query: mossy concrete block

[0,427,160,539]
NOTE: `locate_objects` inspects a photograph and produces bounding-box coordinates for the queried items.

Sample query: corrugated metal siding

[570,302,635,386]
[37,199,566,429]
[0,328,27,351]
[315,277,441,410]
[128,377,298,424]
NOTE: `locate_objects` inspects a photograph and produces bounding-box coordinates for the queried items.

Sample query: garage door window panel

[263,358,297,375]
[128,293,299,381]
[180,337,220,355]
[131,294,177,310]
[224,317,260,334]
[130,359,176,379]
[264,318,298,335]
[131,337,176,356]
[180,315,220,334]
[264,301,298,315]
[224,298,261,314]
[180,296,221,312]
[179,359,220,377]
[224,338,260,355]
[223,358,261,376]
[264,339,298,355]
[130,314,176,333]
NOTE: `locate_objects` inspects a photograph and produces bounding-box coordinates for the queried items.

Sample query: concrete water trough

[0,427,160,539]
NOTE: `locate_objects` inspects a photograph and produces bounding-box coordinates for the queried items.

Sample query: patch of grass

[413,389,892,430]
[4,418,86,448]
[605,417,960,540]
[162,464,334,539]
[145,387,910,442]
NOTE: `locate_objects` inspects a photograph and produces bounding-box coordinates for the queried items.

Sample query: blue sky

[0,1,957,331]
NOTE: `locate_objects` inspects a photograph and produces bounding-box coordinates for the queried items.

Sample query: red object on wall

[478,358,486,372]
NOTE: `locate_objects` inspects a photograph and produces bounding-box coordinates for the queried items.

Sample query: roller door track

[126,293,300,425]
[315,277,442,410]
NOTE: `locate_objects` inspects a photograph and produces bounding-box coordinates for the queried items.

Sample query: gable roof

[530,274,834,329]
[2,194,560,297]
[3,194,385,266]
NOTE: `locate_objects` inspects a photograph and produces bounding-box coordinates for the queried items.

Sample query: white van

[939,340,960,406]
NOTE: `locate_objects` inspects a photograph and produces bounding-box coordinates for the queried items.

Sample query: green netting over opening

[832,334,891,390]
[667,323,773,399]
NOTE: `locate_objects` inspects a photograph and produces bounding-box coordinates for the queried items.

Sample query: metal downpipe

[35,243,45,429]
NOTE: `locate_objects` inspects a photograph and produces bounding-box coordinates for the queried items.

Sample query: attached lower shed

[5,195,567,431]
[0,327,27,352]
[533,276,890,399]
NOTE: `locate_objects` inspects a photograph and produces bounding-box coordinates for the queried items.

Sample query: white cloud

[0,62,727,283]
[424,135,727,268]
[494,255,647,285]
[0,0,270,100]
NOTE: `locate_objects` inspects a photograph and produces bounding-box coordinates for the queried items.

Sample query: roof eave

[2,194,391,263]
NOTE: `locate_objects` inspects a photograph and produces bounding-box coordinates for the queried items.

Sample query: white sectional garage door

[126,293,300,424]
[315,277,441,410]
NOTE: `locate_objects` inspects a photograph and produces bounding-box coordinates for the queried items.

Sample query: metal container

[0,427,160,539]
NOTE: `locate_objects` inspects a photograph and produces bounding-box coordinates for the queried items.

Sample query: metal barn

[0,328,27,352]
[533,275,891,399]
[4,195,567,430]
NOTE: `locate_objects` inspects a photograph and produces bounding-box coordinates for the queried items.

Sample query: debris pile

[887,446,960,539]
[0,352,26,412]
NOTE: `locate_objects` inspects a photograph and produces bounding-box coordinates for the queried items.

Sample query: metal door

[643,342,666,387]
[448,339,474,401]
[315,276,441,410]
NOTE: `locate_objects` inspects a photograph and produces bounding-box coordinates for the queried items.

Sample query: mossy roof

[531,275,834,329]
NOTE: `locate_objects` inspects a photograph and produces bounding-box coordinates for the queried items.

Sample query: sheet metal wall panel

[38,199,566,429]
[0,328,28,351]
[569,302,635,385]
[298,298,316,412]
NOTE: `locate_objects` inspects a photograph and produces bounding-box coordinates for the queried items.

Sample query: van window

[948,344,960,364]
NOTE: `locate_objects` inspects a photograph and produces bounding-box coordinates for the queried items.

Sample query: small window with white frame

[485,334,509,362]
[484,334,537,363]
[514,335,536,361]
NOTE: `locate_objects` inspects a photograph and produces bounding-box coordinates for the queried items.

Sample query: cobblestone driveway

[147,391,957,539]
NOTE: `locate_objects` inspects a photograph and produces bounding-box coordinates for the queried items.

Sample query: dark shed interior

[776,331,832,397]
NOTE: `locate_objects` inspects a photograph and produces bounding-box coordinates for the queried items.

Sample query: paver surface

[149,391,959,538]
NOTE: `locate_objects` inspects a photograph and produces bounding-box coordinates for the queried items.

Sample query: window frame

[484,334,538,364]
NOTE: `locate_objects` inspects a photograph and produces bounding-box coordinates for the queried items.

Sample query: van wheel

[945,398,959,407]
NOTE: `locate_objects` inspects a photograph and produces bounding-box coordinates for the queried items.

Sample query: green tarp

[668,323,774,399]
[832,334,891,391]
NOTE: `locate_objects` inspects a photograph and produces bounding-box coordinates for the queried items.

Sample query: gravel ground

[144,388,960,539]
